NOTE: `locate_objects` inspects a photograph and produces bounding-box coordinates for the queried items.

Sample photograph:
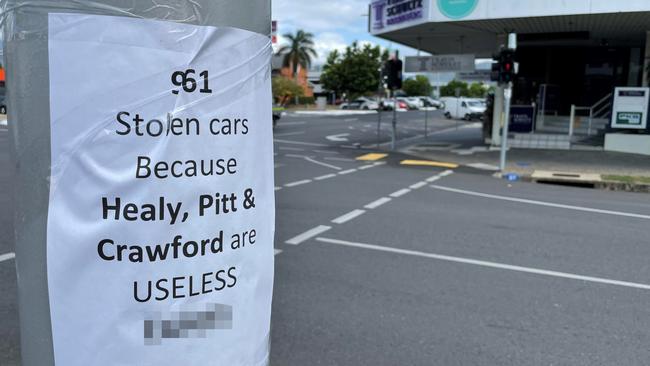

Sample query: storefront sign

[611,87,649,129]
[47,13,274,365]
[371,0,428,31]
[405,54,476,73]
[509,105,535,133]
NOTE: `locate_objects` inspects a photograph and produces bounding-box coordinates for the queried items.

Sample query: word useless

[116,111,248,137]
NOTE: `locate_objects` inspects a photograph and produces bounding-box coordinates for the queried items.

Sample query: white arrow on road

[326,133,350,142]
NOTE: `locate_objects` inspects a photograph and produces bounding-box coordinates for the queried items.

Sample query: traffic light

[385,58,403,90]
[498,49,516,84]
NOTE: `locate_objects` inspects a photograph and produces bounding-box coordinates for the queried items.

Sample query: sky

[271,0,422,68]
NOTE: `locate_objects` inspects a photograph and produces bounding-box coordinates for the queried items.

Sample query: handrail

[569,92,613,138]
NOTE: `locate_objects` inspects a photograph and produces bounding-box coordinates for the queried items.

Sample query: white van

[440,97,486,120]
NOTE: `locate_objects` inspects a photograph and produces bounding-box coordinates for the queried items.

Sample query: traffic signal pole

[499,83,513,172]
[498,33,517,174]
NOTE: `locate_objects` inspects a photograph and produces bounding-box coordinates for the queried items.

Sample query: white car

[396,97,419,110]
[340,98,379,110]
[381,99,409,111]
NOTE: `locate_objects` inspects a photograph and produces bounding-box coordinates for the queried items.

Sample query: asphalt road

[2,111,650,365]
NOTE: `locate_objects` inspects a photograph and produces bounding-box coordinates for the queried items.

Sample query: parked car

[440,97,486,120]
[381,98,409,111]
[340,97,379,110]
[397,97,420,110]
[419,96,444,109]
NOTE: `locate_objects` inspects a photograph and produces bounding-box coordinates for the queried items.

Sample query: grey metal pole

[392,95,397,150]
[499,83,513,173]
[377,108,382,148]
[5,1,270,365]
[424,103,429,139]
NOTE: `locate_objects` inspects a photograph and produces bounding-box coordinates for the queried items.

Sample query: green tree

[440,80,469,97]
[277,30,317,80]
[467,82,488,98]
[272,76,304,105]
[402,75,433,96]
[320,42,389,99]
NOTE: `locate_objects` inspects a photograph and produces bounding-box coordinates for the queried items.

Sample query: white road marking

[358,165,374,170]
[286,225,332,245]
[279,121,306,126]
[284,179,312,187]
[338,169,357,175]
[364,197,392,209]
[274,131,305,137]
[313,149,339,154]
[274,163,284,169]
[326,133,350,142]
[274,139,328,147]
[304,157,342,170]
[344,118,359,122]
[389,188,411,198]
[278,146,305,151]
[440,170,454,177]
[426,176,441,182]
[274,186,282,191]
[430,185,650,220]
[466,163,500,171]
[285,153,311,159]
[314,173,337,181]
[0,252,16,263]
[332,209,366,224]
[323,157,355,162]
[409,181,427,189]
[274,249,282,255]
[316,237,650,291]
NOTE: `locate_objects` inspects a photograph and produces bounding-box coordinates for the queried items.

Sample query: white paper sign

[47,13,274,365]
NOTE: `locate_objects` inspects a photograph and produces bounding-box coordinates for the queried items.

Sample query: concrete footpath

[397,122,650,192]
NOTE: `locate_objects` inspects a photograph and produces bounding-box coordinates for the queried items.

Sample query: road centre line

[315,237,650,291]
[430,185,650,220]
[314,173,337,180]
[286,225,332,245]
[274,249,282,255]
[338,169,357,175]
[364,197,392,209]
[284,179,311,187]
[0,252,16,263]
[409,181,427,189]
[390,188,411,198]
[279,163,382,190]
[304,157,342,170]
[332,209,366,224]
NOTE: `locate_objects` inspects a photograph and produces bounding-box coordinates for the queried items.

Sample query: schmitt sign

[371,0,428,32]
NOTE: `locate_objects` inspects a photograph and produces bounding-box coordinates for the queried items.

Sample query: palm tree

[278,30,317,80]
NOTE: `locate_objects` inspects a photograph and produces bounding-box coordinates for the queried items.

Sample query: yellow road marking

[400,159,458,169]
[356,153,388,161]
